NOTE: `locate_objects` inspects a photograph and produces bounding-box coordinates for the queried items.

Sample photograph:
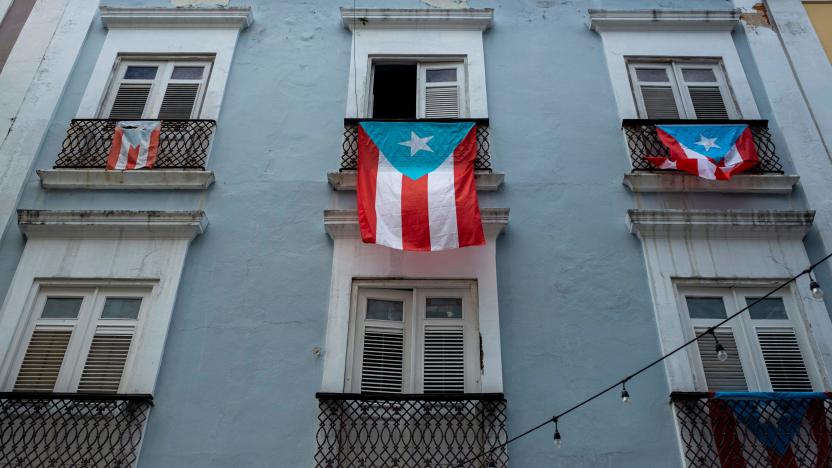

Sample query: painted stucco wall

[0,0,827,467]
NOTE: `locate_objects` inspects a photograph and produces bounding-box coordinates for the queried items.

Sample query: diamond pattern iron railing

[341,119,491,171]
[0,392,153,468]
[671,392,832,468]
[314,393,508,468]
[622,119,783,173]
[54,119,216,169]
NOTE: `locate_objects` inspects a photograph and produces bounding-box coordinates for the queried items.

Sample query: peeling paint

[421,0,469,9]
[740,3,773,29]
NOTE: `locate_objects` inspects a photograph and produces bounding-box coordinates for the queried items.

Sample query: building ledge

[627,209,814,239]
[341,8,493,31]
[623,173,799,194]
[325,208,509,240]
[588,9,740,32]
[18,210,207,240]
[327,170,503,191]
[37,169,215,190]
[100,6,253,30]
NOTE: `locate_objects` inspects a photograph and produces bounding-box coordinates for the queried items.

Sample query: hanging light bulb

[553,418,562,448]
[715,342,728,362]
[620,381,630,405]
[809,272,824,300]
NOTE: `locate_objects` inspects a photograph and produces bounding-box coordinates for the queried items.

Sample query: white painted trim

[341,8,493,31]
[324,208,508,239]
[0,0,13,24]
[17,210,207,240]
[627,209,814,239]
[588,9,740,32]
[327,170,503,191]
[99,6,253,30]
[623,173,799,194]
[37,169,215,190]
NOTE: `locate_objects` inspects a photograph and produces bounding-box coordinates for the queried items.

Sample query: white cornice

[627,209,814,239]
[341,8,493,31]
[327,170,503,192]
[100,6,253,30]
[325,208,508,239]
[18,210,207,240]
[588,9,740,33]
[37,169,215,190]
[623,173,799,194]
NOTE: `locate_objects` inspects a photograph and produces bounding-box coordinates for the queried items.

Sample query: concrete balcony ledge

[623,172,799,194]
[18,209,207,240]
[325,208,509,239]
[328,170,504,191]
[627,209,814,239]
[37,169,215,190]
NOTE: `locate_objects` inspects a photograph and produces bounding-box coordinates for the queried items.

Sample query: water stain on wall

[421,0,470,9]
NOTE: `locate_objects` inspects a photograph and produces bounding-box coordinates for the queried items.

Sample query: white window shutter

[640,86,681,119]
[157,83,201,120]
[756,328,813,392]
[695,327,748,391]
[360,327,404,394]
[13,328,73,392]
[686,86,729,119]
[77,324,135,393]
[422,324,465,394]
[419,63,462,119]
[108,83,152,119]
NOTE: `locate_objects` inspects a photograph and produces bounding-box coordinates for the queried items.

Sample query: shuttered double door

[349,287,479,394]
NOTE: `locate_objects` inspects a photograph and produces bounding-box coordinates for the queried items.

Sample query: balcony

[622,119,798,193]
[671,392,831,468]
[314,393,508,468]
[330,118,503,191]
[38,119,216,190]
[0,392,153,467]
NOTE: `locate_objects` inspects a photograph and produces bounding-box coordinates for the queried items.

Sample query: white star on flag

[398,131,434,156]
[695,134,721,151]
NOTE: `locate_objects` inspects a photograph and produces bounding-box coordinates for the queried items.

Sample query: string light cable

[452,251,832,467]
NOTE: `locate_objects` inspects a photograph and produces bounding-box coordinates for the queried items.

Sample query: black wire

[452,251,832,467]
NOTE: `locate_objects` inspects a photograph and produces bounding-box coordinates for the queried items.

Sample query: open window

[101,58,212,120]
[370,61,466,119]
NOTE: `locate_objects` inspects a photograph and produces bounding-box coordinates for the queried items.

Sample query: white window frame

[627,59,740,119]
[5,284,152,393]
[345,280,480,394]
[367,58,468,119]
[99,57,213,119]
[678,285,823,392]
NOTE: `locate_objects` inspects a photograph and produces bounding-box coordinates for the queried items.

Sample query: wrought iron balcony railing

[341,118,492,171]
[623,119,782,173]
[54,119,216,169]
[0,392,153,468]
[672,392,831,468]
[314,393,508,468]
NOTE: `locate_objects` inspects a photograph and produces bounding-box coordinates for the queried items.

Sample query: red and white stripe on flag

[356,125,485,252]
[106,121,161,170]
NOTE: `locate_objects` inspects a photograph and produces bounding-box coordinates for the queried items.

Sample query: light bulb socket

[810,280,824,299]
[553,430,562,447]
[621,388,630,403]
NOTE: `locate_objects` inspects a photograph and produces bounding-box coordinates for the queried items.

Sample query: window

[347,284,479,394]
[370,61,466,119]
[101,58,212,119]
[11,286,149,393]
[628,60,738,119]
[680,287,819,392]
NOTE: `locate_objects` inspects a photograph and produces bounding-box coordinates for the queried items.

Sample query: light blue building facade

[0,1,831,467]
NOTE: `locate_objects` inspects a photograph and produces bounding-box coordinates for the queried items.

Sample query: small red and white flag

[357,121,485,251]
[106,121,161,170]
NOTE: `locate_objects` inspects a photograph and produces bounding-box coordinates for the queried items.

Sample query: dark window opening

[371,64,416,119]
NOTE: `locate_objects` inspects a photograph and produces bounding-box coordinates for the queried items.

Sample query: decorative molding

[18,210,207,240]
[99,6,253,30]
[327,170,504,192]
[37,169,215,190]
[627,209,814,239]
[588,9,740,32]
[324,208,509,239]
[623,173,799,194]
[341,8,493,31]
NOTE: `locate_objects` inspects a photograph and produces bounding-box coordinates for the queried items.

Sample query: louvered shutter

[157,83,200,120]
[360,328,404,394]
[695,327,748,391]
[687,87,729,119]
[630,65,683,119]
[678,66,733,119]
[108,83,152,119]
[756,328,813,392]
[422,325,465,394]
[13,329,73,391]
[77,326,135,393]
[420,64,462,119]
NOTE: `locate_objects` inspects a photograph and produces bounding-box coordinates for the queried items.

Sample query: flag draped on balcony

[356,121,485,251]
[648,124,759,180]
[707,392,831,468]
[106,121,161,170]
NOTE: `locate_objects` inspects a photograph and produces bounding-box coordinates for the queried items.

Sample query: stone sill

[325,208,509,239]
[328,170,504,191]
[37,169,215,190]
[623,172,799,194]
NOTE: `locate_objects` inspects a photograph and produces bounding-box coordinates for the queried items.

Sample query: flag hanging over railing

[648,124,759,180]
[106,121,161,170]
[356,121,485,251]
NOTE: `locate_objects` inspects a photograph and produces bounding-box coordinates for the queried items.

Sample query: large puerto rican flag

[106,121,161,170]
[357,121,485,251]
[648,124,759,180]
